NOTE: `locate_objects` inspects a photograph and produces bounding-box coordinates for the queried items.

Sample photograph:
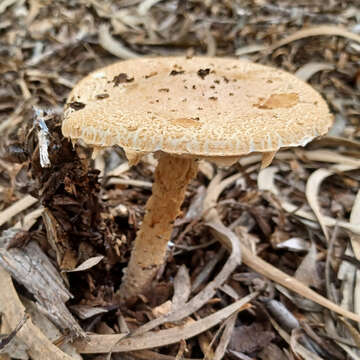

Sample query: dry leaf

[63,256,104,273]
[74,294,256,353]
[295,62,334,81]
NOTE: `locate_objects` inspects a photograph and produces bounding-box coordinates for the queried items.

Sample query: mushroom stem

[120,152,198,302]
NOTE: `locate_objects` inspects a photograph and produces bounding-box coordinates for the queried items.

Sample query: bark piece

[0,230,85,338]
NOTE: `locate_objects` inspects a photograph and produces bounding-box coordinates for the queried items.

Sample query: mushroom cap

[62,57,333,157]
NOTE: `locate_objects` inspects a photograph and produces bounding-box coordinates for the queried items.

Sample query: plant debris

[1,0,360,359]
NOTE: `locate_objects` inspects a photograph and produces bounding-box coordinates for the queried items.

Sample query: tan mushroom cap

[62,57,333,158]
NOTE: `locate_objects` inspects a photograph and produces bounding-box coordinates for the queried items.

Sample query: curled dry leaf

[99,24,140,59]
[295,62,335,82]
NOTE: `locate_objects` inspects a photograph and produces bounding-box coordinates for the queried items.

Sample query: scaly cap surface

[62,57,333,157]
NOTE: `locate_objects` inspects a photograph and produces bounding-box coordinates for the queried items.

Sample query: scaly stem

[119,152,198,302]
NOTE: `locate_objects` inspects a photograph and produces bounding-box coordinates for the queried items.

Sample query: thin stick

[0,195,38,227]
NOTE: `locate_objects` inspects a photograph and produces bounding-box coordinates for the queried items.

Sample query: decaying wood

[0,232,85,338]
[0,267,75,360]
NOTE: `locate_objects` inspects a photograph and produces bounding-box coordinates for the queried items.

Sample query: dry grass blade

[350,191,360,260]
[349,190,360,323]
[240,244,360,322]
[258,166,360,234]
[99,24,140,59]
[315,136,360,151]
[106,162,130,177]
[289,329,324,360]
[0,195,38,227]
[137,0,163,15]
[257,167,279,196]
[107,178,153,188]
[212,312,238,360]
[305,168,333,241]
[295,62,335,82]
[192,247,226,293]
[129,173,242,336]
[14,207,44,230]
[268,25,360,52]
[241,149,360,168]
[269,317,323,360]
[303,150,360,167]
[73,294,256,353]
[340,318,360,348]
[132,218,241,336]
[172,265,191,309]
[207,172,360,322]
[0,267,75,360]
[129,350,197,360]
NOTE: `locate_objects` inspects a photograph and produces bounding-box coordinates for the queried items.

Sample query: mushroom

[62,57,333,302]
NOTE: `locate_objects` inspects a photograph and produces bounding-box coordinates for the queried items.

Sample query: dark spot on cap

[192,85,196,89]
[69,102,86,111]
[197,68,210,79]
[145,72,158,79]
[95,93,109,100]
[170,70,185,76]
[112,73,134,87]
[210,85,215,89]
[229,92,234,96]
[214,80,220,84]
[223,76,229,83]
[209,96,218,101]
[158,88,170,92]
